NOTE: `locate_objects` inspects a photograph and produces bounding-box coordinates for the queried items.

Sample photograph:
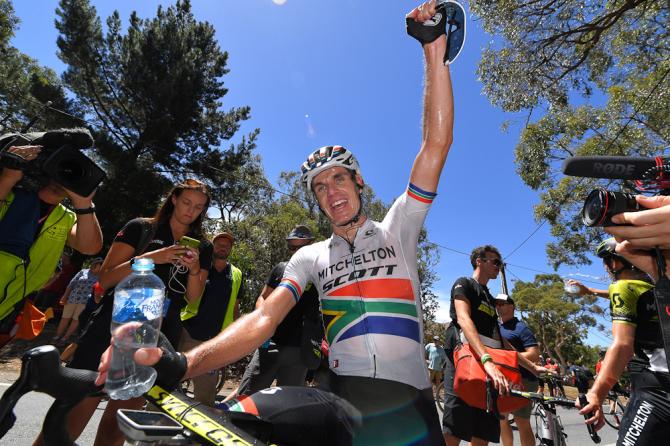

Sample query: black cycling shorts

[221,386,361,446]
[327,372,444,446]
[617,372,670,446]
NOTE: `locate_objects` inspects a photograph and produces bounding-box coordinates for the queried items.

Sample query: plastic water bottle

[105,258,165,400]
[563,278,580,295]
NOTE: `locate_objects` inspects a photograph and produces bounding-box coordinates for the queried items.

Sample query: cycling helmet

[286,225,315,241]
[300,145,362,191]
[595,238,633,270]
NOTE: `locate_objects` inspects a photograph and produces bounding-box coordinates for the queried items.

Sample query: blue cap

[132,258,155,271]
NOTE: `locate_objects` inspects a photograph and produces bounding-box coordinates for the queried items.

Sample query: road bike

[0,345,358,445]
[508,390,601,446]
[434,380,446,412]
[602,385,629,430]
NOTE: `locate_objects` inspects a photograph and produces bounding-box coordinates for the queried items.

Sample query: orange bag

[453,344,529,413]
[15,300,48,340]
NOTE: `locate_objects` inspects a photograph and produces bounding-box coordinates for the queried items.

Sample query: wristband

[480,353,492,365]
[72,203,96,214]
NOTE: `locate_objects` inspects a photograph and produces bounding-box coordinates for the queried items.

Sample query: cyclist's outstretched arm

[580,322,634,429]
[407,1,455,193]
[96,286,296,385]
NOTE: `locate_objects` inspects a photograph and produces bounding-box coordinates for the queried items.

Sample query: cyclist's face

[171,189,208,226]
[312,167,363,226]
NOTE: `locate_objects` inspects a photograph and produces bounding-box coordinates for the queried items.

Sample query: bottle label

[113,288,165,322]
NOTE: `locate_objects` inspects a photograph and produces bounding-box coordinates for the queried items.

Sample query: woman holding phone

[33,178,213,446]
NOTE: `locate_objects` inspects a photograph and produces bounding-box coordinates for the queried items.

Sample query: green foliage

[472,0,670,267]
[53,0,257,242]
[0,0,77,132]
[511,274,605,367]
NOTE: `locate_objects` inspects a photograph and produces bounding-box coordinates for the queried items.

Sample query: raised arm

[407,1,455,193]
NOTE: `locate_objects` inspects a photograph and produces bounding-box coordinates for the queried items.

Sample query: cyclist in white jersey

[97,1,459,444]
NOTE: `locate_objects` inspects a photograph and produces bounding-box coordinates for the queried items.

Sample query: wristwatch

[72,203,96,214]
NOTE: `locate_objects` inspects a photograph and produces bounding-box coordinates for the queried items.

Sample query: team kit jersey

[609,279,668,374]
[281,184,435,390]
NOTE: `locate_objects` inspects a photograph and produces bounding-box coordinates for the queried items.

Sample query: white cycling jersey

[280,183,436,389]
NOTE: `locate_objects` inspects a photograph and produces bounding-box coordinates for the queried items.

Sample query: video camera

[0,128,106,197]
[562,155,670,227]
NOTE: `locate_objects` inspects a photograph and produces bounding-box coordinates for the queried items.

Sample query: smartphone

[178,236,201,250]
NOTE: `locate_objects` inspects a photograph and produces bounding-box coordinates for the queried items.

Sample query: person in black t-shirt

[180,231,243,406]
[235,225,322,396]
[443,245,545,446]
[35,179,212,446]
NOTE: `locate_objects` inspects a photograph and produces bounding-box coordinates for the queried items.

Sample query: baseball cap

[494,294,514,305]
[213,232,234,244]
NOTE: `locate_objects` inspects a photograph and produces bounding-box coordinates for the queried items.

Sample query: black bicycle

[0,345,359,445]
[508,390,601,446]
[602,385,629,430]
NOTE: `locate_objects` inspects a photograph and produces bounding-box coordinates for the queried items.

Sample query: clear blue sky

[10,0,613,347]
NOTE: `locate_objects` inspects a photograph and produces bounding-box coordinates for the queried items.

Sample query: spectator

[180,232,243,406]
[568,362,594,394]
[425,335,447,393]
[495,294,539,446]
[52,257,103,343]
[443,245,544,446]
[0,144,102,347]
[235,225,322,397]
[595,350,605,377]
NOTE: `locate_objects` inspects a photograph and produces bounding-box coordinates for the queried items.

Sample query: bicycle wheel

[435,381,445,413]
[602,395,626,430]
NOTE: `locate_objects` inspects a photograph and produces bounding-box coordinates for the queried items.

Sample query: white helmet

[300,145,362,191]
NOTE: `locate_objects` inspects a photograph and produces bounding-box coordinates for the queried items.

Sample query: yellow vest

[180,264,242,331]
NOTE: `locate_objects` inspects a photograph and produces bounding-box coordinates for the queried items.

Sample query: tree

[472,0,670,267]
[511,274,604,367]
[0,0,78,134]
[54,0,257,242]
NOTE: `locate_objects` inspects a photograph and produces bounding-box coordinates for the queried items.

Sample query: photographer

[605,195,670,281]
[0,144,102,345]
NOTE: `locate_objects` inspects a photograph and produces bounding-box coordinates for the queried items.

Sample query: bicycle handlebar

[509,389,574,408]
[0,345,103,445]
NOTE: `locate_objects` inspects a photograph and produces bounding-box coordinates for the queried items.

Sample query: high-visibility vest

[180,264,242,331]
[0,191,76,322]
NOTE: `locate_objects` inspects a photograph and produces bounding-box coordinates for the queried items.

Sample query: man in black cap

[235,225,323,395]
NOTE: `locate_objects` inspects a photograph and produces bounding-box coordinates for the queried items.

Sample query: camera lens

[582,188,640,227]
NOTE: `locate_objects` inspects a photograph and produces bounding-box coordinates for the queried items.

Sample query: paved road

[0,364,621,446]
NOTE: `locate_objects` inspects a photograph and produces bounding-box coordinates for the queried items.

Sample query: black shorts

[441,359,500,442]
[327,373,444,446]
[617,371,670,446]
[223,386,361,446]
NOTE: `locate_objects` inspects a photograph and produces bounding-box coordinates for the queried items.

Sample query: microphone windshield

[39,128,94,150]
[562,156,656,180]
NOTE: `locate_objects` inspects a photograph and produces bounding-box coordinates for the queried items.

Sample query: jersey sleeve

[280,247,315,303]
[451,277,472,303]
[381,183,436,244]
[519,324,539,348]
[609,281,640,326]
[113,218,145,250]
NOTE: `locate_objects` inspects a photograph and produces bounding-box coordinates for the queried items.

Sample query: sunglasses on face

[288,244,309,252]
[480,258,503,267]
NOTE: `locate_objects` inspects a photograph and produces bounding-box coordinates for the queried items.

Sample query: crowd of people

[0,1,669,445]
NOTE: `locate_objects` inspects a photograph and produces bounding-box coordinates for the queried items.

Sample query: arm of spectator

[454,296,510,394]
[0,146,42,201]
[605,195,670,281]
[58,287,72,306]
[255,285,275,310]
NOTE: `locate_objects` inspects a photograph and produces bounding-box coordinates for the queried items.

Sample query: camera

[0,128,106,197]
[563,155,670,227]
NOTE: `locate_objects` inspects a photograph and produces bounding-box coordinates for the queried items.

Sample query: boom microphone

[562,156,658,180]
